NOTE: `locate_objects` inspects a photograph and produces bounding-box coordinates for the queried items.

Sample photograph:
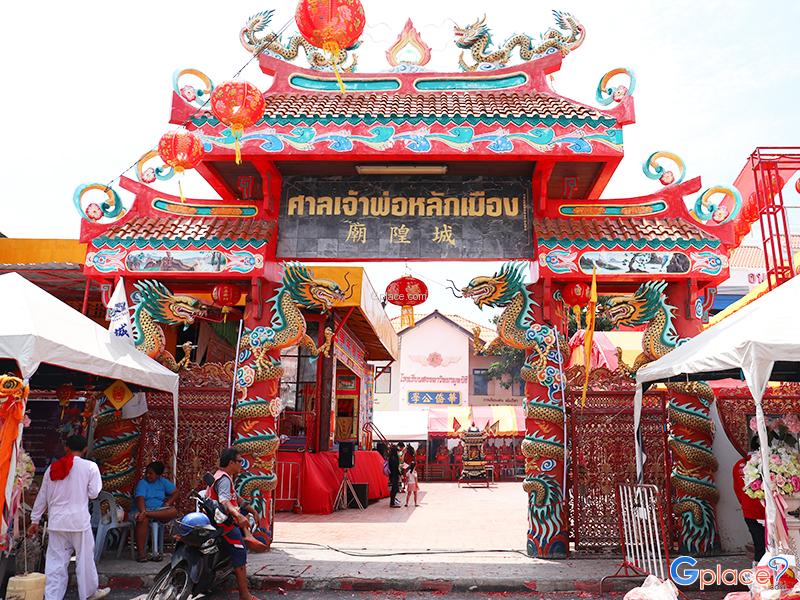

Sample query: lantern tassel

[572,304,582,331]
[233,125,243,165]
[178,178,186,203]
[323,41,346,93]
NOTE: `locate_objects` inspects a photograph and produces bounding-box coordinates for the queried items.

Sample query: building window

[375,367,391,394]
[473,369,489,396]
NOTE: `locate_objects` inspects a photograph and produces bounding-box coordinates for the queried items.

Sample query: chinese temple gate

[73,10,755,557]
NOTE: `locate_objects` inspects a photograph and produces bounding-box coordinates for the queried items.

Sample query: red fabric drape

[298,450,389,514]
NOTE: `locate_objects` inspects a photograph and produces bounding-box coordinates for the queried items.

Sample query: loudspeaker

[338,441,355,469]
[347,483,368,509]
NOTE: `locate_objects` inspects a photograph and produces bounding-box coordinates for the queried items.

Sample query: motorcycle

[146,474,233,600]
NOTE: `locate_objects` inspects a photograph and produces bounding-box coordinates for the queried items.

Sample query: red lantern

[210,81,265,165]
[295,0,366,92]
[385,276,428,327]
[56,383,76,420]
[795,178,800,194]
[212,283,242,322]
[561,282,591,308]
[158,130,205,202]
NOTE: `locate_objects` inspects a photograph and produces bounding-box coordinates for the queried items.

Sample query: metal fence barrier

[276,460,301,512]
[601,484,671,592]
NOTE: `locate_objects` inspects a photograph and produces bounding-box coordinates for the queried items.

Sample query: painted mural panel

[278,176,533,260]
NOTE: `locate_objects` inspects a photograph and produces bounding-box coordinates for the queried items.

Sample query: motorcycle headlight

[200,538,217,554]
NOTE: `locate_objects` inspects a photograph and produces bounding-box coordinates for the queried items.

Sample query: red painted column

[232,282,282,548]
[521,282,568,558]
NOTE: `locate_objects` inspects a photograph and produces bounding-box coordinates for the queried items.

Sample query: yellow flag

[581,267,598,408]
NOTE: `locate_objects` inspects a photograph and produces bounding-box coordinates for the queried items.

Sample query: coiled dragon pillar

[460,263,569,558]
[604,281,719,555]
[233,263,341,547]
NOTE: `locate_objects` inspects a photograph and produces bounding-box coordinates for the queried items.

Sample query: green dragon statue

[603,280,719,555]
[454,10,585,72]
[237,263,344,386]
[459,262,570,557]
[240,9,359,72]
[131,280,207,372]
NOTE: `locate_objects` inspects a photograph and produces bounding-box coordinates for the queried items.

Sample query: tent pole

[754,397,779,552]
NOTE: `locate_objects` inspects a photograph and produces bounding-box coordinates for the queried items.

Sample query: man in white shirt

[28,435,110,600]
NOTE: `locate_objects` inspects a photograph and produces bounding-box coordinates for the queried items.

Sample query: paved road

[100,590,728,600]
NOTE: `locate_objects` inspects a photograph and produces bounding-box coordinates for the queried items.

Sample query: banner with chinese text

[278,176,533,259]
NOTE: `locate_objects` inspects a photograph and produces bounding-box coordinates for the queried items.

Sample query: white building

[373,311,524,414]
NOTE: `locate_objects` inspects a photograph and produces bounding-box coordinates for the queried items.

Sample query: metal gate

[567,383,671,552]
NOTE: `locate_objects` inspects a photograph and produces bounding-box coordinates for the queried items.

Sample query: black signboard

[277,176,533,260]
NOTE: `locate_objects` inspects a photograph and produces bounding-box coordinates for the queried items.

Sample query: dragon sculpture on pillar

[240,9,359,72]
[459,262,570,557]
[603,280,719,554]
[234,263,345,530]
[131,280,207,372]
[453,11,585,72]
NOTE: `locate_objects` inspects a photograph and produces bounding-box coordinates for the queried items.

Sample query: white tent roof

[0,272,178,396]
[635,274,800,398]
[373,410,429,441]
[634,275,800,553]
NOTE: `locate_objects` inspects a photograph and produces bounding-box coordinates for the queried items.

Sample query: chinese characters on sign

[407,391,462,405]
[278,176,533,259]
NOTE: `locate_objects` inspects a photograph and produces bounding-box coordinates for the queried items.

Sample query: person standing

[404,462,420,507]
[388,442,402,508]
[28,435,109,600]
[733,437,766,563]
[205,447,264,600]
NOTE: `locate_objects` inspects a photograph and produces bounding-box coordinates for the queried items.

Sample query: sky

[2,1,799,327]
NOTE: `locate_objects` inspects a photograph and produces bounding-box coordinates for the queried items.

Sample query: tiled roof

[391,312,497,345]
[537,217,719,249]
[93,216,275,249]
[258,92,616,126]
[730,237,800,269]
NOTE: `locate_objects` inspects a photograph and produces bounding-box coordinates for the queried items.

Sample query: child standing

[404,462,420,507]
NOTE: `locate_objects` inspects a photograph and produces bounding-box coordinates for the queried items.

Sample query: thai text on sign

[287,194,521,218]
[278,176,533,260]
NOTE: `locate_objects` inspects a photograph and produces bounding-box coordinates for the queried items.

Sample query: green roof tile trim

[191,113,617,129]
[538,237,721,250]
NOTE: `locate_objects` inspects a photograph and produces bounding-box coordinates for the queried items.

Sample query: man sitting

[131,461,178,562]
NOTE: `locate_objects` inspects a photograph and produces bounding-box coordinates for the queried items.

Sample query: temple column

[667,283,719,555]
[232,282,282,548]
[521,282,569,558]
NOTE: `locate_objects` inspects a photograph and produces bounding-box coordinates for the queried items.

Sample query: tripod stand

[333,469,365,511]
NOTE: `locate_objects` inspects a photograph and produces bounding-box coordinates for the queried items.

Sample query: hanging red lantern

[795,178,800,194]
[562,281,591,331]
[158,130,205,203]
[212,283,242,322]
[210,81,265,165]
[561,282,591,308]
[385,276,428,327]
[295,0,366,93]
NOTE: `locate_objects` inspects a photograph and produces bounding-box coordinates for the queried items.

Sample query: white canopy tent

[633,275,800,551]
[0,272,180,472]
[373,410,429,442]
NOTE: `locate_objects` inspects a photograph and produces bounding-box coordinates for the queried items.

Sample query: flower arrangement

[743,445,800,499]
[743,413,800,498]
